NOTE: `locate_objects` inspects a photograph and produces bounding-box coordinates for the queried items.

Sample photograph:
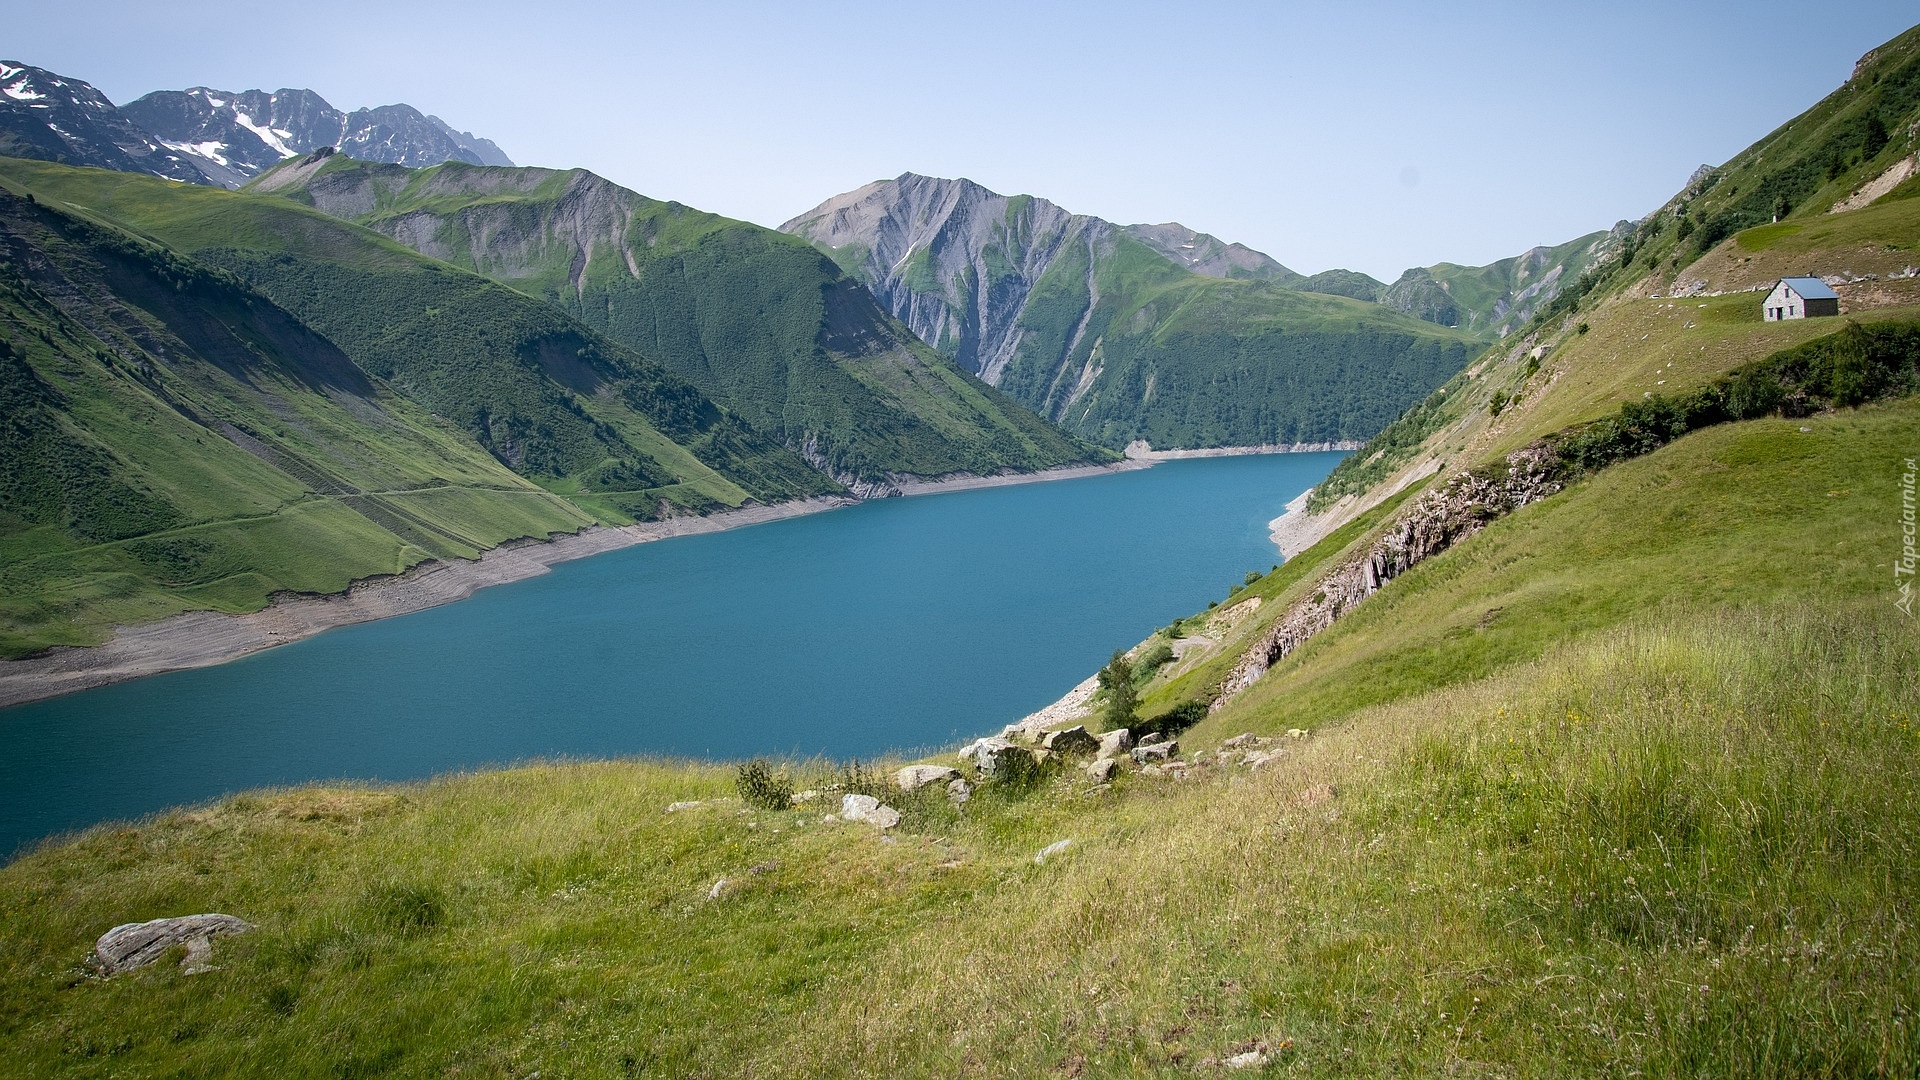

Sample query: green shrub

[1134,700,1208,740]
[736,759,795,811]
[1133,643,1176,684]
[1549,320,1920,475]
[1098,650,1139,730]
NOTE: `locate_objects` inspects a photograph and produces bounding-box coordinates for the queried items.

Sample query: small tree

[1864,115,1890,158]
[1098,649,1138,730]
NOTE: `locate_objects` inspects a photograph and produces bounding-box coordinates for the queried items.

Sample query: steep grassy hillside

[0,157,839,524]
[0,397,1905,1077]
[784,174,1483,450]
[252,157,1102,487]
[0,184,594,656]
[1589,23,1920,297]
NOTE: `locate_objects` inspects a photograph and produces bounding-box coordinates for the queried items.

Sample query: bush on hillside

[1098,650,1139,730]
[1134,700,1208,741]
[736,759,795,811]
[1133,642,1175,685]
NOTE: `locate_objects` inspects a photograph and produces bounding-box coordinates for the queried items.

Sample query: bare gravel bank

[1124,440,1362,461]
[0,498,853,709]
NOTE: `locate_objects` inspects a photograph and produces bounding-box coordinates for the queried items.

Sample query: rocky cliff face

[122,87,511,188]
[783,174,1481,450]
[0,62,212,184]
[782,173,1109,384]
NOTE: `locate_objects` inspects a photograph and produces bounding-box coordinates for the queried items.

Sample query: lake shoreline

[0,448,1344,710]
[1,456,1208,709]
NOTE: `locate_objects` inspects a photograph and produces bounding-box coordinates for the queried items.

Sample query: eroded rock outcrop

[1216,445,1562,707]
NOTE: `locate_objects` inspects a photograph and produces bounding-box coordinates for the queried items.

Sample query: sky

[9,1,1918,280]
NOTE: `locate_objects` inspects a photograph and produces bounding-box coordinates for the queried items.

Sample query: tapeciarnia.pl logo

[1900,457,1916,618]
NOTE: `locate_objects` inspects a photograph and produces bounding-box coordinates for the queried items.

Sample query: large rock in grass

[1132,741,1179,765]
[840,793,902,829]
[896,764,962,792]
[89,914,253,975]
[1041,725,1099,758]
[958,736,1014,770]
[959,736,1045,779]
[1096,728,1133,759]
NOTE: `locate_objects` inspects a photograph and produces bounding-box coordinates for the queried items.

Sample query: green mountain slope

[0,182,596,655]
[782,173,1483,450]
[0,157,839,524]
[251,156,1102,489]
[1409,227,1625,335]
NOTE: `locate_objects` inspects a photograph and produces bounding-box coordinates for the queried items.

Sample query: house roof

[1778,276,1840,300]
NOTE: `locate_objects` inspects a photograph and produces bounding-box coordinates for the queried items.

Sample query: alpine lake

[0,452,1341,856]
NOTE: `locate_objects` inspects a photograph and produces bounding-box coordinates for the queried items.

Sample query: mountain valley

[1,18,1919,1078]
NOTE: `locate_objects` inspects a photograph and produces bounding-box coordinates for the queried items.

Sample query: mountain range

[782,173,1480,449]
[249,154,1091,492]
[0,62,509,189]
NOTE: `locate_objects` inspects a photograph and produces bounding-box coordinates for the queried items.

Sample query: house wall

[1764,283,1800,321]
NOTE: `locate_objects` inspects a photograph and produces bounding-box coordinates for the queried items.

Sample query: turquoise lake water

[0,452,1340,857]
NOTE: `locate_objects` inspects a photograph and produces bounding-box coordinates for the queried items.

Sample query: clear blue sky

[10,1,1917,280]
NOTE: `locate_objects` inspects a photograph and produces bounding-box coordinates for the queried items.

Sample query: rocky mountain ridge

[782,172,1480,450]
[1119,221,1298,282]
[123,87,511,187]
[0,60,508,190]
[0,62,209,183]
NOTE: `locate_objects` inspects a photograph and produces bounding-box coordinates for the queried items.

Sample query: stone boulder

[957,736,1014,770]
[1133,740,1179,765]
[90,914,253,976]
[1137,731,1168,748]
[1220,733,1265,751]
[895,764,961,792]
[840,793,902,829]
[1041,725,1099,758]
[947,777,973,807]
[1085,757,1120,783]
[960,736,1044,779]
[1096,728,1133,758]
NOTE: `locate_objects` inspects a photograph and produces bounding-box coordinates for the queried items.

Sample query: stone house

[1763,277,1841,321]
